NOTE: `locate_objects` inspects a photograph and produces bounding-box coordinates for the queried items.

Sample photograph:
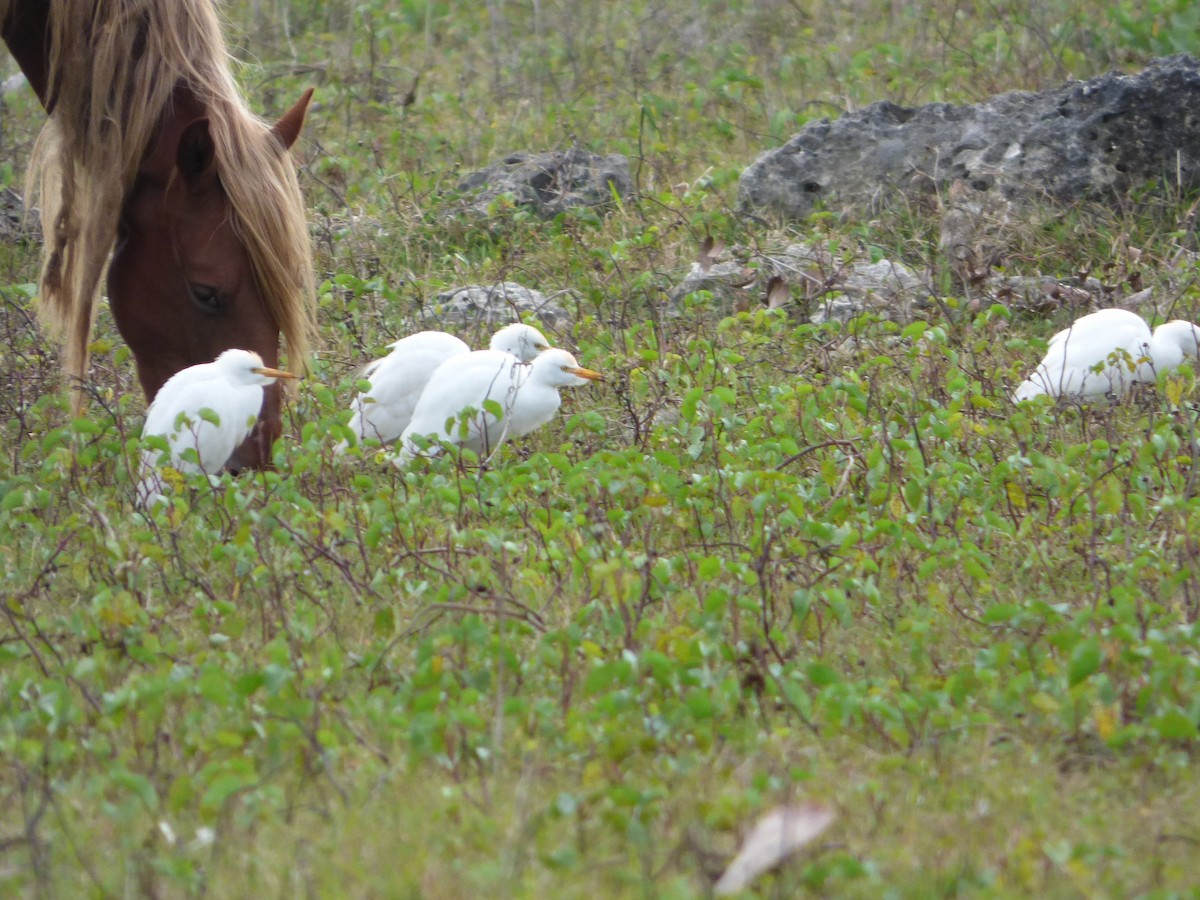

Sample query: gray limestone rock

[668,241,931,323]
[456,148,633,217]
[407,281,572,334]
[985,275,1106,314]
[669,259,757,307]
[739,55,1200,221]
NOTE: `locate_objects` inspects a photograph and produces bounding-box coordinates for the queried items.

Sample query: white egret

[137,349,297,506]
[1014,308,1200,401]
[343,323,552,449]
[396,347,602,464]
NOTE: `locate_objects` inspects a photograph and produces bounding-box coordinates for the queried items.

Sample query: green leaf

[982,604,1019,624]
[200,769,258,816]
[111,769,159,812]
[1067,637,1101,687]
[1153,709,1198,741]
[234,672,266,697]
[681,387,704,423]
[374,607,396,636]
[807,662,839,687]
[686,690,715,719]
[1,489,28,512]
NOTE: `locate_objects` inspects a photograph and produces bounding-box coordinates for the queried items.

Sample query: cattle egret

[343,323,552,449]
[396,347,602,464]
[137,349,297,506]
[1014,308,1200,401]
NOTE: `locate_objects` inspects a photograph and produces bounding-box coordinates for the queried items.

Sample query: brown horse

[0,0,317,470]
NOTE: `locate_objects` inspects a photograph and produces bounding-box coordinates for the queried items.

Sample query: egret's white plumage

[137,349,296,506]
[1014,308,1200,401]
[396,347,602,464]
[343,323,552,448]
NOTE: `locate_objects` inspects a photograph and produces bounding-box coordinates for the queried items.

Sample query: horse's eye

[189,283,226,314]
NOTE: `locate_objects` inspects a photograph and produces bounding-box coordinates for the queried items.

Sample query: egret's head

[1155,321,1200,359]
[490,323,552,362]
[534,348,603,387]
[215,349,300,386]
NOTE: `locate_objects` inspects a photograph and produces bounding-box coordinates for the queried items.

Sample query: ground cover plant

[4,0,1200,895]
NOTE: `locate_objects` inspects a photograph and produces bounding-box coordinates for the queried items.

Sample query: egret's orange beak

[567,366,603,381]
[254,367,299,380]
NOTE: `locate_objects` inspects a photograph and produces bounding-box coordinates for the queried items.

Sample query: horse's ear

[271,88,314,150]
[177,118,217,190]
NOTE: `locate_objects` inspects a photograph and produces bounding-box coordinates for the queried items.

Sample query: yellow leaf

[1006,481,1027,510]
[1031,691,1060,713]
[1166,373,1184,407]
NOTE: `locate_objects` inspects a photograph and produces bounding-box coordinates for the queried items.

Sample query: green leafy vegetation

[4,0,1200,895]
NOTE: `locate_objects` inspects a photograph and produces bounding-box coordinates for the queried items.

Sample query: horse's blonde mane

[11,0,315,399]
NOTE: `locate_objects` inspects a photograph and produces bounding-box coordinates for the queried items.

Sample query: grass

[4,0,1200,896]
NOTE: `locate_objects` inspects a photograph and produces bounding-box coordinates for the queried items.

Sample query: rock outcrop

[739,55,1200,220]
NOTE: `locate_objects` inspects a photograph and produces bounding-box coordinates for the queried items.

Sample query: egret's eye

[189,283,226,314]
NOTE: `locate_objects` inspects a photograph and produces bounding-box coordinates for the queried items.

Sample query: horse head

[107,87,314,472]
